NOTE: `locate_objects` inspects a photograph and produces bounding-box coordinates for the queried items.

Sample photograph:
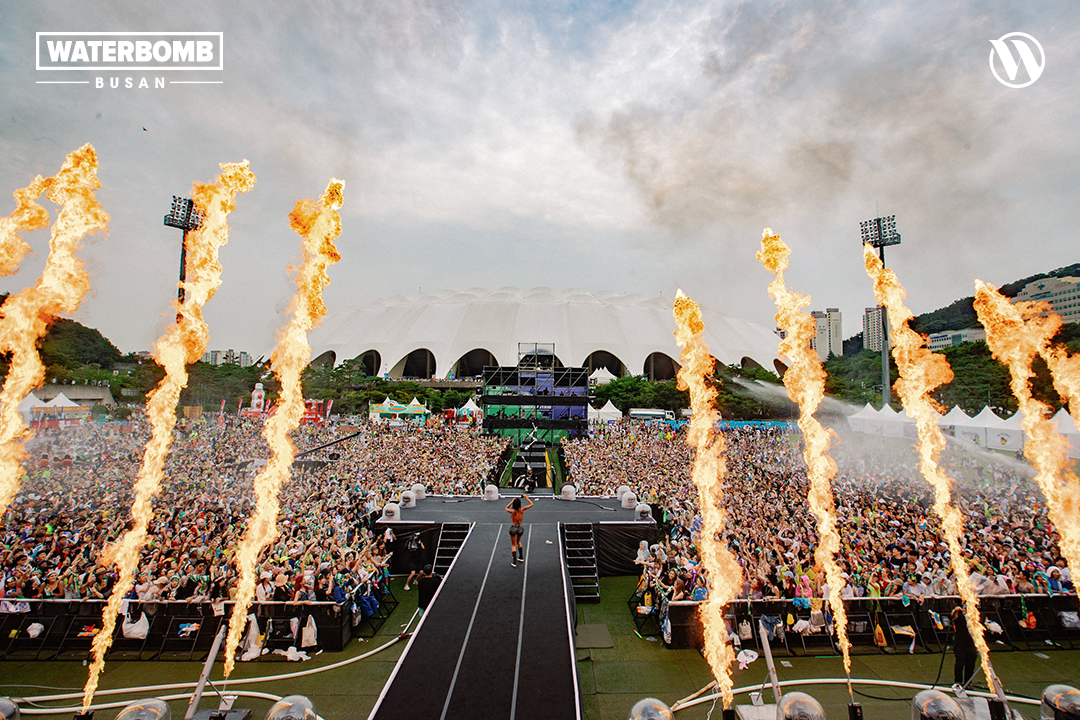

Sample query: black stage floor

[386,494,633,524]
[369,522,580,720]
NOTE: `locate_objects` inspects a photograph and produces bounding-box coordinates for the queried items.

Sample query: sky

[1,0,1078,356]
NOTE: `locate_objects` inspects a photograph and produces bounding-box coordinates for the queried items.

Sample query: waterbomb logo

[989,32,1044,88]
[37,32,223,70]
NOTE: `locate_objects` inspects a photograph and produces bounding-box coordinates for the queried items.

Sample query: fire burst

[82,162,256,710]
[974,283,1080,579]
[756,229,852,692]
[673,289,742,707]
[0,145,109,516]
[223,179,344,676]
[864,245,1004,699]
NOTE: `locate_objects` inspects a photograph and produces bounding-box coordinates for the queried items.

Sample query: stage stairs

[433,522,471,576]
[561,523,600,603]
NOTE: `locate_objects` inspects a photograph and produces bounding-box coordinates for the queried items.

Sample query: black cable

[853,688,914,702]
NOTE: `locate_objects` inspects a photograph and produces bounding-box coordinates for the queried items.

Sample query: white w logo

[989,32,1045,88]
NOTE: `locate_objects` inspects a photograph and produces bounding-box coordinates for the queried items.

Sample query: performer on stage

[506,494,533,566]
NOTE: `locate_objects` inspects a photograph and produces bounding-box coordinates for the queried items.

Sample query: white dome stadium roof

[306,287,780,379]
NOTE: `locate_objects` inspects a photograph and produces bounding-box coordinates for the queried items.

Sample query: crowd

[1,408,1073,618]
[0,411,506,606]
[570,421,1075,607]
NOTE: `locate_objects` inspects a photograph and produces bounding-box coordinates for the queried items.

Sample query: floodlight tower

[163,196,203,321]
[860,214,901,408]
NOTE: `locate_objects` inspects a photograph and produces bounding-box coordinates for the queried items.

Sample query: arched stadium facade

[305,287,782,380]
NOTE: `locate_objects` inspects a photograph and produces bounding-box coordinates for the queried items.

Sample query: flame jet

[0,175,53,276]
[673,289,742,707]
[864,245,1006,701]
[974,283,1080,577]
[82,162,255,710]
[223,179,344,676]
[756,229,852,694]
[0,145,109,516]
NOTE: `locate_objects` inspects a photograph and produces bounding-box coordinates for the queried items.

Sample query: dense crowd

[0,412,506,604]
[570,421,1074,605]
[0,408,1072,616]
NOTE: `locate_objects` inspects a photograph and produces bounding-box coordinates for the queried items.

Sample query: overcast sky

[1,0,1077,357]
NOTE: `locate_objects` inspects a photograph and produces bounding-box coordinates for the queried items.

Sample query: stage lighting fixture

[912,690,964,720]
[1042,685,1080,720]
[628,697,674,720]
[621,492,638,509]
[634,503,652,521]
[778,692,826,720]
[115,699,171,720]
[560,484,577,500]
[263,696,315,720]
[410,483,426,500]
[381,502,400,520]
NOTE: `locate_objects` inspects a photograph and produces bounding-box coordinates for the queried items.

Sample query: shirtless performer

[506,494,533,567]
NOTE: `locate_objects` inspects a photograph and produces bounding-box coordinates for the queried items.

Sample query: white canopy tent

[589,367,617,386]
[878,404,907,438]
[589,399,622,424]
[17,394,46,424]
[979,408,1023,452]
[459,397,482,416]
[846,403,880,434]
[46,392,81,408]
[1051,407,1080,459]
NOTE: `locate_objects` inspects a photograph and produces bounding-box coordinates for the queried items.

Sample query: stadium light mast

[860,214,901,408]
[163,196,203,321]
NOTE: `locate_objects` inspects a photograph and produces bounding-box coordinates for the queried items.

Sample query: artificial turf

[1,573,1076,720]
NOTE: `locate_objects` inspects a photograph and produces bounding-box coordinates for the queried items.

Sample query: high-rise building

[202,350,224,365]
[809,308,842,360]
[239,351,253,367]
[1014,276,1080,324]
[863,307,886,352]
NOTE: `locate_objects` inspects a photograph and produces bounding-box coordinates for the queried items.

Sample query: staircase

[433,523,471,576]
[561,523,600,603]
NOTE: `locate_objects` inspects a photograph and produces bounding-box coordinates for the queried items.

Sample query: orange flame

[756,229,852,693]
[0,145,109,516]
[673,288,742,708]
[82,162,255,710]
[1041,340,1080,432]
[864,245,1003,697]
[974,283,1080,579]
[223,179,344,676]
[0,175,52,276]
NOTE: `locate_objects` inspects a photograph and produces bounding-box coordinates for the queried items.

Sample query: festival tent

[459,398,482,416]
[878,404,907,438]
[589,367,617,386]
[1051,407,1080,459]
[33,392,90,427]
[18,393,46,424]
[977,407,1023,452]
[589,399,622,424]
[369,396,430,424]
[938,406,985,447]
[846,403,879,434]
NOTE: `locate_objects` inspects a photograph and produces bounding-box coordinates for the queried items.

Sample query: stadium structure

[305,287,783,379]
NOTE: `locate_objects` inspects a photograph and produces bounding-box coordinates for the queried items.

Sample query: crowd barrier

[0,594,399,661]
[648,593,1080,655]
